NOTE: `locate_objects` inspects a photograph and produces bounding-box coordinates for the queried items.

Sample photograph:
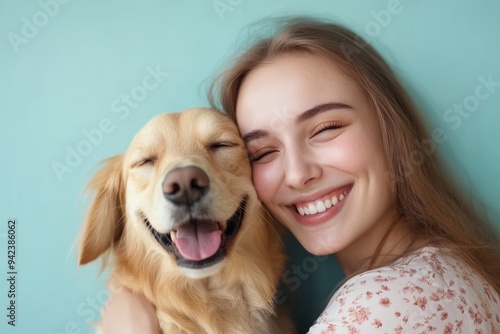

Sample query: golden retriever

[78,108,292,333]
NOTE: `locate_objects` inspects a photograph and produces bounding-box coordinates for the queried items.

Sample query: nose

[163,166,210,205]
[284,150,321,189]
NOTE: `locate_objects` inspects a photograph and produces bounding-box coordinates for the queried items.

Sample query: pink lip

[288,185,352,227]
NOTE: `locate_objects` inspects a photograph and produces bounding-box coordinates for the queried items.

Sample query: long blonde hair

[208,17,500,291]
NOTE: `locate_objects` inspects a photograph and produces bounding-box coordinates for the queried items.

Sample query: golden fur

[78,108,291,333]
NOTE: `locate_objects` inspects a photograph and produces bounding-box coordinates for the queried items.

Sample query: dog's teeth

[170,230,177,241]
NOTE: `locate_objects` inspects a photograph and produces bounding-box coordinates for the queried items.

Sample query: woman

[100,17,500,333]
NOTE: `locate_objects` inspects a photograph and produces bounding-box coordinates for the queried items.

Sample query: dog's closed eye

[132,156,157,168]
[207,141,237,151]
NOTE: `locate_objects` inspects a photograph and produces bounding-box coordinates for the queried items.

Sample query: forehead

[235,54,365,129]
[127,109,240,152]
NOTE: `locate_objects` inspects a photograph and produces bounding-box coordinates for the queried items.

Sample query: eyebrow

[242,102,352,143]
[296,102,353,124]
[242,129,269,143]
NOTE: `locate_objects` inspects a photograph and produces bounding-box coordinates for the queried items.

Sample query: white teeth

[296,191,349,216]
[316,201,326,213]
[170,230,177,242]
[332,196,338,205]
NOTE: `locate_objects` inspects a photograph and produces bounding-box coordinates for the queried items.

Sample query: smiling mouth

[143,196,247,269]
[294,186,351,216]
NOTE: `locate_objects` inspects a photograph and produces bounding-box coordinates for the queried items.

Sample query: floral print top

[308,247,500,333]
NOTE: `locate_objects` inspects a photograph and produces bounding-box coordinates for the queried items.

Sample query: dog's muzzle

[143,183,248,270]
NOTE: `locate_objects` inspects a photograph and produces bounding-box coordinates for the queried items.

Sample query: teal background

[1,0,499,333]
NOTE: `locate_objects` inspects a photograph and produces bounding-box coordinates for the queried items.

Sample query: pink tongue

[174,221,222,261]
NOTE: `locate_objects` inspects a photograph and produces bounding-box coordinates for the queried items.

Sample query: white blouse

[308,247,500,333]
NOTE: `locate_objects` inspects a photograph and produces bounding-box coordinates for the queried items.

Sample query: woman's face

[236,54,397,261]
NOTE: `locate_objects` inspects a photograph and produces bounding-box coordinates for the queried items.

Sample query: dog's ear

[78,155,125,266]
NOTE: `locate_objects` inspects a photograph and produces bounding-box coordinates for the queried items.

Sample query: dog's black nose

[163,166,209,205]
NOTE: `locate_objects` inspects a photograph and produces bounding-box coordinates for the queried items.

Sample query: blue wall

[1,1,499,333]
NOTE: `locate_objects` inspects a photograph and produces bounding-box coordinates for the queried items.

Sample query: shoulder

[328,247,460,313]
[307,247,500,333]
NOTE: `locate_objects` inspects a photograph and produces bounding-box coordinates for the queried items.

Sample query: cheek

[251,163,281,205]
[318,134,375,173]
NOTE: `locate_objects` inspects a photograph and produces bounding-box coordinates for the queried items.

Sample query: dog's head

[78,108,259,278]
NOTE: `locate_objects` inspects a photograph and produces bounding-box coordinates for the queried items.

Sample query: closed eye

[132,156,156,168]
[208,140,237,151]
[313,121,347,137]
[248,149,278,163]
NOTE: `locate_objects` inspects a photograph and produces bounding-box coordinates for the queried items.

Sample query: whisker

[260,205,286,246]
